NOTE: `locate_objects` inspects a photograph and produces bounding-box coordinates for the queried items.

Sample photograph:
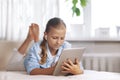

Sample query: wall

[67,38,120,53]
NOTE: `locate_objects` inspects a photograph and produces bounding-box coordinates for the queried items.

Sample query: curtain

[0,0,59,41]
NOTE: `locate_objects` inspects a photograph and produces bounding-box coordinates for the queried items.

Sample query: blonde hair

[39,17,66,64]
[39,38,47,64]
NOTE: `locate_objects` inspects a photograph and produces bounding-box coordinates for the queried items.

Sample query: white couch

[0,40,120,80]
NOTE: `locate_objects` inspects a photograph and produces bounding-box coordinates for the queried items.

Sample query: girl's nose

[57,39,61,44]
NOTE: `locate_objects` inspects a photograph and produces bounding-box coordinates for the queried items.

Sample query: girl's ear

[44,32,47,40]
[45,35,47,40]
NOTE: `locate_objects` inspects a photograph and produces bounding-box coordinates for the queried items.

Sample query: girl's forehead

[48,27,66,35]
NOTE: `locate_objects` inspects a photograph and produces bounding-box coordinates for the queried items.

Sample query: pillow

[6,48,25,71]
[6,41,34,71]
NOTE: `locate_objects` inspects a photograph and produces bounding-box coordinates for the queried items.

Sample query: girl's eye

[61,37,64,40]
[53,37,57,39]
[52,37,64,40]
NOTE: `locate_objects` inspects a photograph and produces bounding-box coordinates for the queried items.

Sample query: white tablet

[53,47,85,76]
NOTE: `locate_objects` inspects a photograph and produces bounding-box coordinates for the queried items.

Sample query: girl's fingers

[67,59,74,66]
[75,58,79,64]
[61,65,70,71]
[63,62,70,68]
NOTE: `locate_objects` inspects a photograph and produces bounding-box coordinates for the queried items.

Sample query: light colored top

[24,41,72,74]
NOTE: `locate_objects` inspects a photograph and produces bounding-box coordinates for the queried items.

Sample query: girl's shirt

[24,41,83,74]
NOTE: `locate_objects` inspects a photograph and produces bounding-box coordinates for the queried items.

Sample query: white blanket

[0,70,120,80]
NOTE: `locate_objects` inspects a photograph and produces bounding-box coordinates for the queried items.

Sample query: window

[59,0,84,24]
[59,0,120,38]
[59,0,86,39]
[91,0,120,37]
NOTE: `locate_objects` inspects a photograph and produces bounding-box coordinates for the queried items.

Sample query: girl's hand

[27,23,39,42]
[61,58,83,75]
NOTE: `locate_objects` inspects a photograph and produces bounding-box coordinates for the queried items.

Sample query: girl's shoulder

[27,41,42,56]
[32,40,42,46]
[29,40,42,51]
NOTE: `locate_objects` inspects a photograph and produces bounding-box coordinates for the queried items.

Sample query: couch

[0,40,120,80]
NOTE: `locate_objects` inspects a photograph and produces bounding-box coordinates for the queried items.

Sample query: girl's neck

[49,48,58,56]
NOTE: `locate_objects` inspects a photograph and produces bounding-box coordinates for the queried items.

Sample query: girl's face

[45,25,66,51]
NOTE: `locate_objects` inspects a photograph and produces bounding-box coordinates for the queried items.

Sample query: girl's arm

[30,66,55,75]
[24,54,56,75]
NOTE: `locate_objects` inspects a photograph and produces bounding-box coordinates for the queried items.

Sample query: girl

[24,17,84,75]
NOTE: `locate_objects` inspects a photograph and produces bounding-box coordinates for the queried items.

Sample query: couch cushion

[0,40,22,70]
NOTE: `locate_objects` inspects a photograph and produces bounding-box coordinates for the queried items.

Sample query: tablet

[53,47,85,76]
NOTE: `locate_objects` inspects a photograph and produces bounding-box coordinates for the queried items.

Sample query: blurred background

[0,0,120,73]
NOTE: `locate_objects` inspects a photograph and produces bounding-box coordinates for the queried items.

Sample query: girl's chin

[54,48,59,50]
[52,46,61,50]
[53,47,60,50]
